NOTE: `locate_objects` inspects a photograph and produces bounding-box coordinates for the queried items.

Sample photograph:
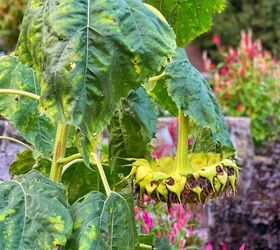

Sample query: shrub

[135,198,203,250]
[197,0,280,60]
[203,30,280,145]
[0,0,27,52]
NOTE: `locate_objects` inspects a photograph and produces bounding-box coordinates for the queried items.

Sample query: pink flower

[143,210,154,229]
[213,87,219,94]
[142,224,149,234]
[236,104,243,112]
[143,194,150,202]
[134,207,141,221]
[157,230,162,238]
[206,242,213,250]
[223,92,230,100]
[212,35,221,45]
[220,242,227,250]
[219,65,229,75]
[179,239,185,250]
[239,243,245,250]
[189,226,193,236]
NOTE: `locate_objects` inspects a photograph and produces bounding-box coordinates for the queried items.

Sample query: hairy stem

[91,153,111,196]
[176,110,190,173]
[49,124,69,182]
[0,136,33,150]
[0,89,40,100]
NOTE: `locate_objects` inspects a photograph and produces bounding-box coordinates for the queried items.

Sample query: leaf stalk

[0,136,33,150]
[0,89,40,100]
[57,153,82,165]
[61,158,84,175]
[91,153,112,196]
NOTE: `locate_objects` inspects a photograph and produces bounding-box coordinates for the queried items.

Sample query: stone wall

[208,117,280,250]
[0,121,25,181]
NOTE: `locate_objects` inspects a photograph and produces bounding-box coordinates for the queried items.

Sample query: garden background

[0,0,279,249]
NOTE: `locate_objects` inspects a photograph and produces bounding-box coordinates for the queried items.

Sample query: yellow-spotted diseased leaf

[0,170,73,249]
[144,0,226,46]
[109,87,157,183]
[9,149,36,175]
[0,55,55,159]
[16,0,176,156]
[65,191,134,250]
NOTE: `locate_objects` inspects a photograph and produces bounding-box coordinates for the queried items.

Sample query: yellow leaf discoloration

[48,215,65,233]
[0,209,16,222]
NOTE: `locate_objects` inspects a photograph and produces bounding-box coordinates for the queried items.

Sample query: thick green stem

[49,124,69,182]
[91,153,111,196]
[176,110,190,173]
[0,89,40,100]
[0,136,33,150]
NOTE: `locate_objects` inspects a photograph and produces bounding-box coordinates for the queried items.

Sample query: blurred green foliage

[0,0,27,52]
[197,0,280,60]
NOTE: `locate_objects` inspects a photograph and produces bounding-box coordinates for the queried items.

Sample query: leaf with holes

[0,55,55,158]
[16,0,175,154]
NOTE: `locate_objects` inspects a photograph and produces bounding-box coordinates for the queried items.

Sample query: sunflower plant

[0,0,237,249]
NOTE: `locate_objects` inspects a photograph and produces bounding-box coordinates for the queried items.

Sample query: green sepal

[192,186,203,203]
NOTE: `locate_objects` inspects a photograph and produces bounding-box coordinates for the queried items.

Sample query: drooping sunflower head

[130,153,238,205]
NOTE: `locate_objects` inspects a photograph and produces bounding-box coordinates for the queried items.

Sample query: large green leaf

[109,87,157,182]
[149,48,234,154]
[0,55,55,158]
[145,0,226,46]
[0,170,73,249]
[62,163,103,205]
[154,237,171,250]
[108,87,156,241]
[65,191,134,250]
[9,147,104,204]
[16,0,176,150]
